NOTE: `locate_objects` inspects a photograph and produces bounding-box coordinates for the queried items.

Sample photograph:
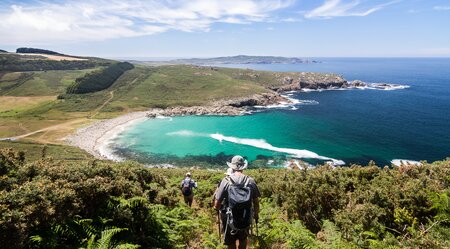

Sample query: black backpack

[226,176,253,231]
[181,179,192,196]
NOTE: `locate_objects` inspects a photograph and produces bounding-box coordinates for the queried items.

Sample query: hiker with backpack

[214,155,260,249]
[180,172,197,207]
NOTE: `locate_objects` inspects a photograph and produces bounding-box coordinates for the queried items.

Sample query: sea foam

[167,130,204,136]
[97,116,147,162]
[299,82,410,92]
[209,133,345,165]
[391,159,422,167]
[254,94,318,110]
[167,130,344,165]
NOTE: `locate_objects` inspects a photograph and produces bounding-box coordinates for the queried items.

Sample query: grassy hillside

[0,69,97,96]
[56,65,307,112]
[1,147,449,249]
[0,62,331,144]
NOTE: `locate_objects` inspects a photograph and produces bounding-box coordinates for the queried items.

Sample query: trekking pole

[256,218,259,237]
[217,210,221,239]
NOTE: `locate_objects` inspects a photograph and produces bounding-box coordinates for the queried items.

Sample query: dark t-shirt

[215,173,260,205]
[180,177,197,189]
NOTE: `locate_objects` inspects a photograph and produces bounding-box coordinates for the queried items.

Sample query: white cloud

[281,17,302,22]
[0,0,293,45]
[434,6,450,11]
[304,0,399,19]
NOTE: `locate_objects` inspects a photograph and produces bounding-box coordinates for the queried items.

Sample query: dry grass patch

[0,96,56,114]
[17,53,88,61]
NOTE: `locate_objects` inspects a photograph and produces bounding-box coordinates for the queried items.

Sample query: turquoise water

[113,58,450,167]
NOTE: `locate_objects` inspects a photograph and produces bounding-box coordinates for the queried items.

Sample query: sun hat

[224,168,234,176]
[226,155,248,170]
[186,172,191,177]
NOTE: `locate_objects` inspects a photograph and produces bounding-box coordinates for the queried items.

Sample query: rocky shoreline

[146,92,289,117]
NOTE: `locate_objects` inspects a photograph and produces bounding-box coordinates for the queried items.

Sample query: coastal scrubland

[1,147,449,249]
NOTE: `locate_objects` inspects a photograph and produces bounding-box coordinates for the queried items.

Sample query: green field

[0,69,97,96]
[0,140,92,161]
[56,65,279,113]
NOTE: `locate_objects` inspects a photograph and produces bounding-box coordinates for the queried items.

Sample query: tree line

[1,148,449,248]
[66,62,134,94]
[16,47,63,55]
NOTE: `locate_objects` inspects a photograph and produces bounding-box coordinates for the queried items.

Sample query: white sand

[65,112,148,160]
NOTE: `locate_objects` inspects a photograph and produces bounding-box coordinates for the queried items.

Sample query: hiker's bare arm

[214,199,221,210]
[253,198,260,219]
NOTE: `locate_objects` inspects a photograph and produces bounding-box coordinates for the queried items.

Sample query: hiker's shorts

[183,192,193,205]
[224,226,248,246]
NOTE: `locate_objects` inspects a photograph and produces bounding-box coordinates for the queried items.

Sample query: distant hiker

[214,156,260,249]
[180,172,197,207]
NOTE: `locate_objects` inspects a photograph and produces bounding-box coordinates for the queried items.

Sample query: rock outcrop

[270,72,347,92]
[147,92,289,117]
[347,80,367,87]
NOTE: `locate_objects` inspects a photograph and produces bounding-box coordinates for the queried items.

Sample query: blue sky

[0,0,449,57]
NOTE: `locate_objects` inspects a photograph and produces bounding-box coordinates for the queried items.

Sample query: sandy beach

[65,111,148,160]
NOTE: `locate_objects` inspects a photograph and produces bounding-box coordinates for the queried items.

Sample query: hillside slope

[1,146,449,249]
[0,55,345,144]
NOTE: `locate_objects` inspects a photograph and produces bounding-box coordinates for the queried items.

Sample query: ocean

[111,58,450,167]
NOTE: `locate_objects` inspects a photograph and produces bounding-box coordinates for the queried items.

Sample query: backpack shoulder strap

[244,176,250,187]
[227,176,235,185]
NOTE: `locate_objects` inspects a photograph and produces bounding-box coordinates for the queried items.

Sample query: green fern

[79,227,140,249]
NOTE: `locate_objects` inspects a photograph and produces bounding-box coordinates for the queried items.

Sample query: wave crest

[210,133,344,165]
[391,159,422,166]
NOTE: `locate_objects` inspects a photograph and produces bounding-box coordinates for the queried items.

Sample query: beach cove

[66,58,450,168]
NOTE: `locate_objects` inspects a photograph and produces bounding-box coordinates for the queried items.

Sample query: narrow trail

[90,90,115,118]
[89,73,144,118]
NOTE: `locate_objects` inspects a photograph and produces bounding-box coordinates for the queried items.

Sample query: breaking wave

[155,115,173,121]
[211,133,345,165]
[391,159,422,167]
[299,82,410,92]
[254,94,319,110]
[166,130,345,165]
[166,130,205,136]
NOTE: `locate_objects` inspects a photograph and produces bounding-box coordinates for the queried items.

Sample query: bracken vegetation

[1,147,449,249]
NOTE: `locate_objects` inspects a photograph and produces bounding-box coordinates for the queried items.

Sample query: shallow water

[112,58,450,167]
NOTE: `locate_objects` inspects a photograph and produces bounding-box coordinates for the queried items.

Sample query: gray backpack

[226,176,252,231]
[181,179,192,196]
